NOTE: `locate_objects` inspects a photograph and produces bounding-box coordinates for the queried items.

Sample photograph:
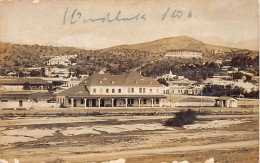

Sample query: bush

[164,109,197,127]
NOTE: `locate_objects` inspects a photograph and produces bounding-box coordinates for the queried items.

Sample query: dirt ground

[0,108,259,163]
[0,97,258,163]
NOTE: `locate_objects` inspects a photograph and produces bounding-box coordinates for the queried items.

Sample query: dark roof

[0,91,54,100]
[0,78,48,85]
[57,84,90,96]
[84,71,162,86]
[0,91,32,98]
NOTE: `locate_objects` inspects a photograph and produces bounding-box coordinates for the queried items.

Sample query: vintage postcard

[0,0,259,162]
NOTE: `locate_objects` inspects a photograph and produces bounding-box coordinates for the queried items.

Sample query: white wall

[88,86,165,95]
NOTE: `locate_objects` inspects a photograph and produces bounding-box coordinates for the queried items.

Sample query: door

[86,99,89,107]
[92,99,96,107]
[73,99,77,107]
[100,99,105,107]
[19,100,23,107]
[113,99,117,107]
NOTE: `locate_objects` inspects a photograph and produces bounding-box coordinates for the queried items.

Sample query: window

[131,88,134,93]
[81,99,84,104]
[139,88,142,93]
[150,89,153,93]
[111,80,114,84]
[100,88,103,93]
[128,88,131,93]
[106,89,109,93]
[68,99,71,104]
[156,99,159,104]
[112,89,115,93]
[143,99,146,104]
[143,88,146,93]
[118,89,121,93]
[93,88,96,93]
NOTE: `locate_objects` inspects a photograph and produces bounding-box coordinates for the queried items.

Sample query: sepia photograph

[0,0,259,162]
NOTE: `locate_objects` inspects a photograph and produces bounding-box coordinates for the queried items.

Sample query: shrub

[164,109,197,127]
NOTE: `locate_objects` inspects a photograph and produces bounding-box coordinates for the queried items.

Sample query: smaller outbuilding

[215,96,238,108]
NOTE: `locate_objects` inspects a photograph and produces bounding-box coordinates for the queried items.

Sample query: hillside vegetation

[0,36,258,76]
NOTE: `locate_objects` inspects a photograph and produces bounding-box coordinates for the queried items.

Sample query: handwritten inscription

[63,7,195,25]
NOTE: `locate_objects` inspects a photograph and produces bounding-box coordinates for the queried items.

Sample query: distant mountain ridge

[192,36,259,51]
[105,36,240,54]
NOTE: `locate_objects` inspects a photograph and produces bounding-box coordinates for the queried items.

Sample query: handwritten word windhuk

[63,7,194,25]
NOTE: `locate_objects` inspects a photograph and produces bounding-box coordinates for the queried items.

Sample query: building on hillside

[168,79,197,94]
[45,68,70,77]
[56,71,167,108]
[165,49,203,58]
[67,78,84,88]
[47,57,71,66]
[0,77,49,91]
[215,96,238,108]
[160,70,176,80]
[187,85,203,95]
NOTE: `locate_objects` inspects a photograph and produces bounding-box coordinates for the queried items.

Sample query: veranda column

[138,99,141,108]
[84,99,87,108]
[111,99,114,107]
[98,99,101,108]
[151,99,154,108]
[125,98,128,107]
[71,98,74,108]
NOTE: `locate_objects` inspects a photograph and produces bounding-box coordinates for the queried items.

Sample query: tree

[23,82,30,90]
[30,70,41,77]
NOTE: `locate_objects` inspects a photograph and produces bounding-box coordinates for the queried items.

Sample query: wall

[88,85,165,95]
[0,98,33,109]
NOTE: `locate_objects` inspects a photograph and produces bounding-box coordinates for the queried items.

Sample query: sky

[0,0,259,49]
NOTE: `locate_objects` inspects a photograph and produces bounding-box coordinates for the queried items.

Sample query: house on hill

[165,49,203,58]
[56,71,167,108]
[215,96,238,108]
[47,57,71,66]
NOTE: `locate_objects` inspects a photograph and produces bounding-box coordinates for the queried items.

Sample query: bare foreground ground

[0,99,259,163]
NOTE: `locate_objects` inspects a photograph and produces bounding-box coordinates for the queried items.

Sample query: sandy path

[60,140,259,162]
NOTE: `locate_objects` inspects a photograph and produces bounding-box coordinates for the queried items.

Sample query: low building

[0,77,49,91]
[168,79,196,94]
[165,49,203,58]
[0,91,57,110]
[56,71,167,108]
[67,78,84,88]
[215,96,238,108]
[0,91,33,110]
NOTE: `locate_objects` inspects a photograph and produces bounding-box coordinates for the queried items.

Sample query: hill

[0,36,258,76]
[105,36,238,54]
